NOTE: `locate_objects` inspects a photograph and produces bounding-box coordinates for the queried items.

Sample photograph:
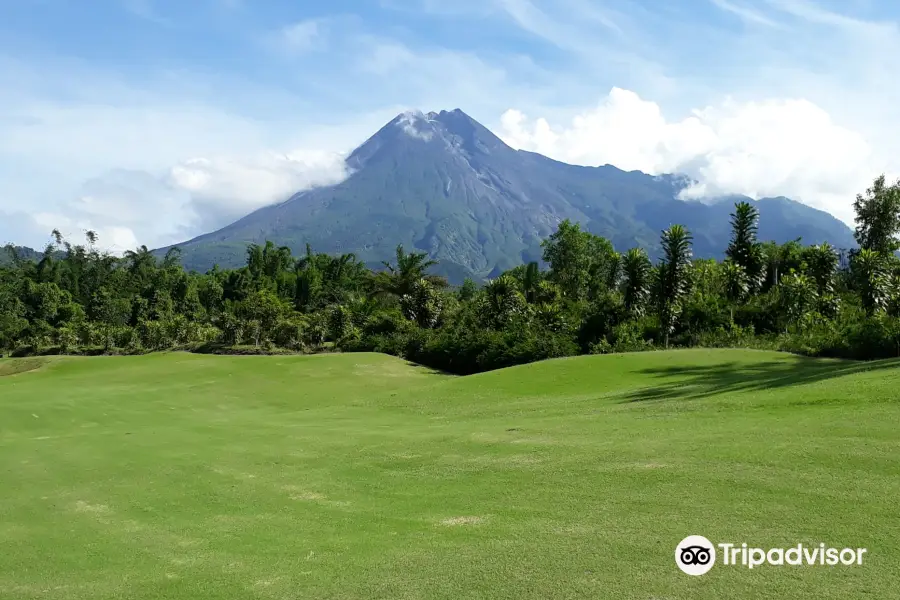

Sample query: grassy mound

[0,350,897,599]
[0,357,48,377]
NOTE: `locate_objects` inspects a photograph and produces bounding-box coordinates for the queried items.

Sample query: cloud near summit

[499,88,875,225]
[19,151,351,254]
[4,87,875,252]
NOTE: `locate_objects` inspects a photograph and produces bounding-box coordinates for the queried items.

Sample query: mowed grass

[1,350,899,599]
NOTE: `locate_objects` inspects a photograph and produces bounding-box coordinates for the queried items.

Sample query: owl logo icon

[675,535,716,575]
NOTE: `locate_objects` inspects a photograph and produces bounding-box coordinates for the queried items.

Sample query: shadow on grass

[10,345,114,358]
[621,356,900,403]
[404,360,458,377]
[190,342,304,356]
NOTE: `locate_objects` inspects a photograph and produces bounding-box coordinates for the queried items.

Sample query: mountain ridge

[156,108,855,280]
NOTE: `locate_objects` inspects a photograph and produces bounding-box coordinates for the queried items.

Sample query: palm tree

[523,261,540,303]
[621,248,651,317]
[400,279,444,328]
[778,270,818,330]
[247,241,292,281]
[656,225,693,348]
[36,242,60,284]
[804,243,838,296]
[726,201,764,293]
[322,253,370,304]
[605,251,622,291]
[482,274,527,327]
[294,266,321,311]
[376,244,446,297]
[124,245,156,280]
[851,248,890,315]
[324,253,359,286]
[722,260,748,323]
[162,247,182,270]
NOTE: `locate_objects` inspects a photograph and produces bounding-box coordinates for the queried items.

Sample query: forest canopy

[3,175,900,374]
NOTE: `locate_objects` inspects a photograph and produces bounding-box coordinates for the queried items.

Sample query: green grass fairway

[1,350,899,599]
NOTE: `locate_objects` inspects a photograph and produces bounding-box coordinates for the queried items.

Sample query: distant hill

[0,245,46,266]
[157,108,856,281]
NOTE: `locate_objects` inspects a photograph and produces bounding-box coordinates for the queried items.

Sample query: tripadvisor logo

[675,536,867,576]
[675,535,716,576]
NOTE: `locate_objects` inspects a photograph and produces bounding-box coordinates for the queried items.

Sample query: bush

[822,314,900,360]
[734,291,781,334]
[588,338,613,354]
[55,326,78,353]
[607,318,656,353]
[216,313,243,346]
[273,317,308,351]
[361,309,407,336]
[303,312,328,349]
[138,319,167,350]
[578,293,626,350]
[679,295,730,338]
[113,326,141,353]
[394,319,579,375]
[688,323,762,349]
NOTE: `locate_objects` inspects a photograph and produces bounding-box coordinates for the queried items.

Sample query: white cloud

[499,87,879,224]
[0,55,373,253]
[167,150,350,217]
[25,151,352,254]
[395,111,434,141]
[710,0,783,27]
[27,170,194,254]
[32,210,143,255]
[271,19,327,55]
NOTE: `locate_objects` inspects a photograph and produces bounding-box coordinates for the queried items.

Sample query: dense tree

[760,239,804,291]
[540,220,618,301]
[247,241,293,283]
[0,285,28,350]
[400,279,444,329]
[722,261,748,323]
[778,271,818,329]
[590,248,621,300]
[804,243,838,296]
[541,220,592,300]
[522,261,541,304]
[376,244,447,298]
[853,174,900,254]
[655,225,694,348]
[621,248,651,317]
[726,201,764,293]
[481,275,528,328]
[851,249,890,316]
[457,278,477,302]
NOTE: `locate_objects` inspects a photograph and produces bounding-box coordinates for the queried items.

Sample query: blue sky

[2,0,900,251]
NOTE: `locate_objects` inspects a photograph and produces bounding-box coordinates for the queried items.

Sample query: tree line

[2,175,900,374]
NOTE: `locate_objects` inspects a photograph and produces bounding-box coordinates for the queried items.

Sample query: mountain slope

[0,245,46,266]
[161,109,856,279]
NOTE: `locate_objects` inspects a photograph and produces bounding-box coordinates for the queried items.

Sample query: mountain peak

[347,107,512,169]
[430,108,511,156]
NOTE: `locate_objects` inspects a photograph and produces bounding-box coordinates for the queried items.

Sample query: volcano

[160,109,856,281]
